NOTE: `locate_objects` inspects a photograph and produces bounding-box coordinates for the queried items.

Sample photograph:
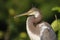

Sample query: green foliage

[5,0,31,14]
[58,31,60,40]
[51,19,60,32]
[14,32,30,40]
[52,7,60,12]
[0,31,4,39]
[0,0,60,40]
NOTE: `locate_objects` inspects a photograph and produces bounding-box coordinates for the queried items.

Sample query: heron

[14,7,57,40]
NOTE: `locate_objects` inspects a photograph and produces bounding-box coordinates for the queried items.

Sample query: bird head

[14,7,41,18]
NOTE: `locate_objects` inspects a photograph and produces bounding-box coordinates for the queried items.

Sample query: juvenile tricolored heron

[14,8,57,40]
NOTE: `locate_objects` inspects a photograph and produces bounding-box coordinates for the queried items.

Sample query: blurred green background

[0,0,60,40]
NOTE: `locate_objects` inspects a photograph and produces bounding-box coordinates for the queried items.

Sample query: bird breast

[26,17,40,40]
[26,24,40,40]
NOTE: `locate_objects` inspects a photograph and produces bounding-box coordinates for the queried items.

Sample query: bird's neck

[34,12,42,24]
[26,12,42,32]
[26,16,36,33]
[26,11,42,34]
[26,12,42,27]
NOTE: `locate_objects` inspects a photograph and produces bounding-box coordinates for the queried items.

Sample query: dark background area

[0,0,60,40]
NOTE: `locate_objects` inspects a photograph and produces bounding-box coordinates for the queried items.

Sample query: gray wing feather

[41,28,57,40]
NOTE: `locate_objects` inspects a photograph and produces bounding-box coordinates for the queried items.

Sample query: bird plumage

[14,7,57,40]
[26,16,57,40]
[26,8,57,40]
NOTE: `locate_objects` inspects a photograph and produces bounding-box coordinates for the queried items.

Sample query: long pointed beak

[14,12,29,18]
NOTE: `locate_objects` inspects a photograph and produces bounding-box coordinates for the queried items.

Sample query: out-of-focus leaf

[9,8,16,16]
[58,30,60,40]
[19,32,27,38]
[14,32,30,40]
[51,19,60,32]
[0,31,4,39]
[52,7,60,12]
